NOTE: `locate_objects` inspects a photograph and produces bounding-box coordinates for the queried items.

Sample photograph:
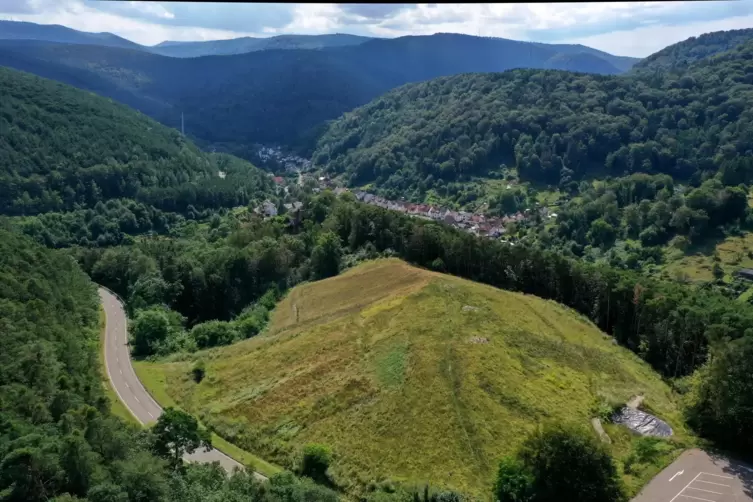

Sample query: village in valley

[250,145,553,241]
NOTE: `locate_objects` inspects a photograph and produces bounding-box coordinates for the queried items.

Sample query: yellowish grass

[662,232,753,283]
[138,258,686,498]
[133,362,282,478]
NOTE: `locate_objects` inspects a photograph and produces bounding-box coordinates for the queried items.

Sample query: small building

[261,200,277,218]
[273,176,284,185]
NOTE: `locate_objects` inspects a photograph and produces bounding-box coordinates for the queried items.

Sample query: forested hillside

[150,33,374,57]
[0,65,274,217]
[0,32,635,156]
[313,37,753,202]
[633,27,753,72]
[0,224,345,502]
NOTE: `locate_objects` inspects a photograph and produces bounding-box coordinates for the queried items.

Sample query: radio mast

[181,112,185,136]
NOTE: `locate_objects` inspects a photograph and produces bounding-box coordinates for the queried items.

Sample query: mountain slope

[150,33,374,58]
[0,20,142,50]
[0,65,273,216]
[136,258,682,497]
[632,27,753,72]
[313,37,753,202]
[0,31,633,155]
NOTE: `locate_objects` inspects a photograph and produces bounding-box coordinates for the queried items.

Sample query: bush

[300,443,332,483]
[495,422,627,502]
[494,456,533,502]
[192,360,206,383]
[190,320,239,349]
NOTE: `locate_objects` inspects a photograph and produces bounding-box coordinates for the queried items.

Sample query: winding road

[99,287,267,479]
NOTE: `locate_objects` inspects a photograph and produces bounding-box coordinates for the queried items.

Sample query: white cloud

[0,1,750,55]
[0,0,261,44]
[560,13,753,57]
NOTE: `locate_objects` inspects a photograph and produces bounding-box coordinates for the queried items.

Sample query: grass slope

[138,259,685,497]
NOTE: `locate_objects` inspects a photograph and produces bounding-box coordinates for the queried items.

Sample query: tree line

[62,192,752,460]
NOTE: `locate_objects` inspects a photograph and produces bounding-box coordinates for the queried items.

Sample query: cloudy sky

[1,0,751,57]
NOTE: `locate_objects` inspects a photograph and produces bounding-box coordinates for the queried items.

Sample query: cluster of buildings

[253,171,551,241]
[255,146,311,172]
[353,190,533,239]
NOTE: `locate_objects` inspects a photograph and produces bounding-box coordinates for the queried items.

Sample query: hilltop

[312,36,753,206]
[136,258,684,497]
[0,65,276,249]
[632,27,753,72]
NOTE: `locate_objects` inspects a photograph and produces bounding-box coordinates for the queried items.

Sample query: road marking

[687,487,723,495]
[148,411,154,418]
[134,396,140,403]
[125,382,130,389]
[670,473,702,502]
[701,473,733,479]
[678,495,716,502]
[119,369,122,374]
[670,470,685,482]
[696,480,730,487]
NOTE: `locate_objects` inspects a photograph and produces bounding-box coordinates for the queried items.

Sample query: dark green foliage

[633,28,753,72]
[551,175,749,256]
[314,38,753,202]
[129,307,185,357]
[493,457,533,502]
[311,231,343,279]
[688,335,753,455]
[300,444,332,484]
[191,361,206,384]
[151,408,211,469]
[0,66,274,217]
[496,423,626,502]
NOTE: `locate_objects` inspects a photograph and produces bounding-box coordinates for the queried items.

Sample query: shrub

[300,443,332,483]
[192,360,206,383]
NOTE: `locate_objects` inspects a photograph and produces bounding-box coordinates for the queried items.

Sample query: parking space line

[700,473,733,480]
[695,480,730,487]
[678,495,716,502]
[686,487,723,495]
[670,473,703,502]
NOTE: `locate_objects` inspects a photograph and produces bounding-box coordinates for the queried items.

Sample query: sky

[0,1,751,57]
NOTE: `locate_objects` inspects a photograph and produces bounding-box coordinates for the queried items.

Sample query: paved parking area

[632,449,753,502]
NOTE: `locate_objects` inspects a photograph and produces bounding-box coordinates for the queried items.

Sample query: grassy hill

[136,259,686,497]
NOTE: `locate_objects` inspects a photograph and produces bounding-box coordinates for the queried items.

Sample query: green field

[136,259,688,498]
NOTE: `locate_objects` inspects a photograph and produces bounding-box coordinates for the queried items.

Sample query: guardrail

[97,284,127,310]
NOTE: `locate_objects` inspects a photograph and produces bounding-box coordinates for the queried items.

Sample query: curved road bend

[99,287,267,480]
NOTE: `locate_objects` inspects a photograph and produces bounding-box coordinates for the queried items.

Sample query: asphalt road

[632,449,753,502]
[99,287,267,479]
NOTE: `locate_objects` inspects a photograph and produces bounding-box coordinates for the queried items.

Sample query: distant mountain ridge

[632,27,753,72]
[150,33,375,57]
[0,20,142,50]
[0,25,641,157]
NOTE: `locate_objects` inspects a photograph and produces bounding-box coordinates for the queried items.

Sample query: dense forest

[313,35,753,205]
[0,31,634,157]
[0,66,275,217]
[0,225,351,502]
[632,27,753,72]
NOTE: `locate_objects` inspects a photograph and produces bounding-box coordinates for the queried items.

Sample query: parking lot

[631,449,753,502]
